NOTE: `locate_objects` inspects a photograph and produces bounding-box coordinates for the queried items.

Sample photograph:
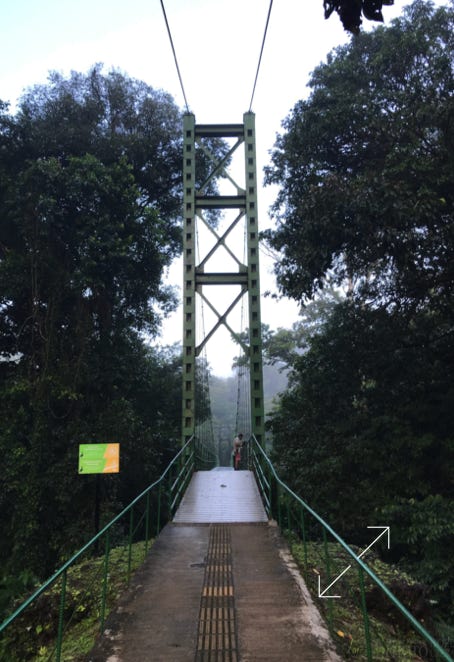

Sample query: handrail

[194,434,218,469]
[0,436,197,660]
[249,435,452,662]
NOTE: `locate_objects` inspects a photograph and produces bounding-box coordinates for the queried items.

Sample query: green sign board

[78,443,120,474]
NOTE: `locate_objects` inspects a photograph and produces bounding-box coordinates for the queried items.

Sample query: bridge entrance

[181,113,265,448]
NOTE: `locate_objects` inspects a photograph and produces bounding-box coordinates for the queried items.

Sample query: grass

[288,536,449,661]
[0,539,153,662]
[3,531,451,661]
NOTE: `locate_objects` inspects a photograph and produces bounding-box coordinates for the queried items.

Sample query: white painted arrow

[318,526,390,599]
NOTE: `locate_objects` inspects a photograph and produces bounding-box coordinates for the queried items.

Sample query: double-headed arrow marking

[318,526,390,599]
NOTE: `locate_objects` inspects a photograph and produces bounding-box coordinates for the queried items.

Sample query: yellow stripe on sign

[103,443,120,473]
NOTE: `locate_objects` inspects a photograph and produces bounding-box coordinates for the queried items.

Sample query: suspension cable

[159,0,190,113]
[248,0,274,112]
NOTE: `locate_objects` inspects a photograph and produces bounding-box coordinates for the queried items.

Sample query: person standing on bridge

[232,433,243,470]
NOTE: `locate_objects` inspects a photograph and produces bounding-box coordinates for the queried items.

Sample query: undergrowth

[288,537,452,661]
[0,540,152,662]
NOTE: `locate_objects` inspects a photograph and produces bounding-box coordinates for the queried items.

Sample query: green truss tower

[182,112,265,448]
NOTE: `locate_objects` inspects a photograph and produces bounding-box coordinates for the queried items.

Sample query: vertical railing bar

[157,483,162,535]
[127,508,134,585]
[277,483,282,528]
[268,463,273,519]
[300,506,308,570]
[55,569,67,662]
[145,492,151,557]
[358,565,373,661]
[322,528,334,631]
[100,530,110,632]
[167,470,172,519]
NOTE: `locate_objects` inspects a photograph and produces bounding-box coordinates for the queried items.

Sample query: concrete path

[86,471,342,662]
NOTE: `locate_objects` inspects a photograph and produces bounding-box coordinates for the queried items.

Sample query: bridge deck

[87,469,341,661]
[173,468,268,524]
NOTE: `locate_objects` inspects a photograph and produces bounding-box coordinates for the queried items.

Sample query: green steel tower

[182,112,265,447]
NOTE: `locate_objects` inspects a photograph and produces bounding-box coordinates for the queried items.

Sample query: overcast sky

[1,0,444,375]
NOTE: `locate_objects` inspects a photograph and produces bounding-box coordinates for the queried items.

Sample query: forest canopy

[0,66,198,584]
[264,0,454,619]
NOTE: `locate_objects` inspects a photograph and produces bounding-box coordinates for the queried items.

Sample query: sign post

[78,443,120,550]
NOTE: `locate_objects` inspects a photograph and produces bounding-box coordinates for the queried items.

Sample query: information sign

[78,443,120,474]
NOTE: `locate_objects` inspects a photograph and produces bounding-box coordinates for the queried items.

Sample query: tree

[268,301,454,613]
[264,1,454,618]
[0,66,227,579]
[263,288,343,370]
[265,0,454,313]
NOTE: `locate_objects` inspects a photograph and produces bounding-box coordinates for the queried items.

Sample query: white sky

[0,0,445,375]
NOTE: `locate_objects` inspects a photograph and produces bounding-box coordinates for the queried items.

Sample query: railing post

[358,565,373,661]
[286,494,291,532]
[300,507,308,570]
[127,508,134,585]
[145,492,151,556]
[277,483,282,528]
[322,528,334,631]
[270,466,278,522]
[167,471,172,520]
[157,483,162,535]
[55,569,67,662]
[100,531,110,632]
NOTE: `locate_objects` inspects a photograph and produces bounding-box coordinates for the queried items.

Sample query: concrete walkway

[86,471,342,662]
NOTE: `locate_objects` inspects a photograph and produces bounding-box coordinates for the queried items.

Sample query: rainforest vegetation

[0,0,452,645]
[263,0,454,628]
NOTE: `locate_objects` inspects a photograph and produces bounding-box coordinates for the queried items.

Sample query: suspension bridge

[0,111,451,662]
[1,3,453,661]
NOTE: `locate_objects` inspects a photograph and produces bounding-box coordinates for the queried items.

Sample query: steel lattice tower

[182,112,265,447]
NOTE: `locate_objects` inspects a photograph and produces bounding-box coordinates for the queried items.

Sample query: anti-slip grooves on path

[195,525,238,661]
[87,470,341,661]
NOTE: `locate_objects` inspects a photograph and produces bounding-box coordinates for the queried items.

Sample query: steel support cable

[159,0,190,113]
[248,0,274,112]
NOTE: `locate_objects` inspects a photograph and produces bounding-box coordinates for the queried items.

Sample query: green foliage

[0,66,190,581]
[265,0,454,311]
[0,572,39,625]
[382,496,454,602]
[290,539,447,661]
[264,0,454,625]
[262,288,343,372]
[0,541,150,662]
[269,302,454,615]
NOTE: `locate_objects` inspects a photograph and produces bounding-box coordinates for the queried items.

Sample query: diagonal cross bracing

[198,138,245,194]
[197,210,246,270]
[196,289,249,357]
[182,113,265,447]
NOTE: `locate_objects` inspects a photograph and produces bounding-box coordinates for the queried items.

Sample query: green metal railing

[194,433,218,470]
[0,436,205,662]
[249,435,453,662]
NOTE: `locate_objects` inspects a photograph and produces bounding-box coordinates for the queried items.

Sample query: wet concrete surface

[86,522,341,662]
